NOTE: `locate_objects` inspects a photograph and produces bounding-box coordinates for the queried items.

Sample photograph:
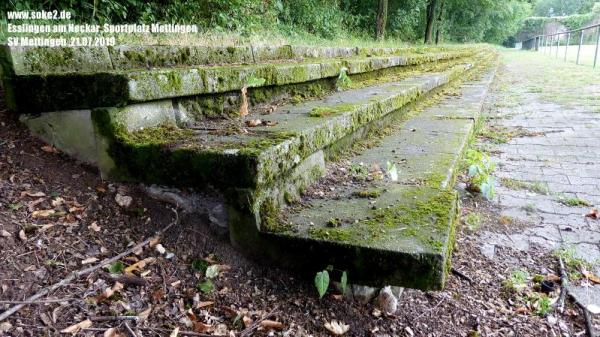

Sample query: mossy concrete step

[1,44,471,75]
[99,64,472,193]
[230,67,497,290]
[1,48,473,113]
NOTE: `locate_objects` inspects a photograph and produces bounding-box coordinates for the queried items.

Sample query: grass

[462,212,483,231]
[554,246,595,280]
[557,196,591,207]
[502,268,529,293]
[522,203,537,214]
[500,177,549,195]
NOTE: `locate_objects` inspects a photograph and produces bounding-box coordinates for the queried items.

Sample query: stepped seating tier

[0,43,497,289]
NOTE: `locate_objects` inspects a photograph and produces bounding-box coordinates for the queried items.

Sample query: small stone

[352,284,378,305]
[1,230,11,238]
[155,244,166,255]
[377,286,398,314]
[115,194,132,208]
[165,252,175,259]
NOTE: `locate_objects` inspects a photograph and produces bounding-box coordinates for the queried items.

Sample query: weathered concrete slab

[231,65,497,289]
[3,49,473,112]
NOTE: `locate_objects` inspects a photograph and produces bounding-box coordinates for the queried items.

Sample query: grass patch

[462,212,483,231]
[500,177,549,195]
[554,246,595,280]
[557,196,591,207]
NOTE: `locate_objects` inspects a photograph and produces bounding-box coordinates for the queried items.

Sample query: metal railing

[521,23,600,68]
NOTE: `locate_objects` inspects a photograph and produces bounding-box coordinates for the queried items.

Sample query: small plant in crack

[522,203,537,214]
[557,196,591,207]
[500,177,549,195]
[464,149,496,200]
[554,246,596,280]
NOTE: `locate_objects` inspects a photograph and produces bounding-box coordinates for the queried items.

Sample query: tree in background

[533,0,597,16]
[375,0,388,39]
[424,0,438,43]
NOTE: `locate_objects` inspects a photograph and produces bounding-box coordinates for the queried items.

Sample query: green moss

[352,188,382,198]
[307,189,457,253]
[124,124,194,145]
[308,103,355,117]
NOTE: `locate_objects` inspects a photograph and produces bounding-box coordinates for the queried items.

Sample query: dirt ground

[0,55,594,337]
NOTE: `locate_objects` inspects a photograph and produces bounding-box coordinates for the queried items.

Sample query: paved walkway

[479,50,600,273]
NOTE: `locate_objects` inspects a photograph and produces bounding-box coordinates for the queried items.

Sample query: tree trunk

[424,0,437,44]
[376,0,388,40]
[435,0,445,44]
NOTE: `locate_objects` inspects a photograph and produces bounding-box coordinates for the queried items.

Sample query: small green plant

[8,203,22,211]
[205,265,219,279]
[555,246,595,280]
[531,293,552,317]
[502,268,529,293]
[308,106,336,117]
[314,268,348,298]
[108,261,125,274]
[335,67,352,90]
[352,189,381,198]
[464,149,496,200]
[191,259,209,273]
[500,177,549,195]
[463,212,483,231]
[558,196,591,207]
[340,271,348,295]
[314,270,330,299]
[349,163,368,180]
[522,203,537,214]
[198,280,215,293]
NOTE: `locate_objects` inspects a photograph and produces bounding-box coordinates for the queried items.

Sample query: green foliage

[191,259,209,273]
[314,270,330,299]
[108,261,125,274]
[1,0,536,44]
[335,67,352,91]
[533,0,598,16]
[340,271,348,295]
[502,268,529,292]
[462,212,482,231]
[246,77,266,88]
[531,293,552,317]
[198,280,215,293]
[464,149,496,200]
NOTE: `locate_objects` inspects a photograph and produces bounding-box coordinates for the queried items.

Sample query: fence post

[594,27,600,68]
[565,32,571,61]
[577,30,584,65]
[556,33,560,58]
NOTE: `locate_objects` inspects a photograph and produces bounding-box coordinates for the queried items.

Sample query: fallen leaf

[546,274,561,282]
[81,257,98,265]
[196,301,214,309]
[193,321,213,333]
[61,319,92,334]
[170,280,181,288]
[51,197,64,207]
[104,327,125,337]
[586,208,599,219]
[515,306,529,314]
[18,230,27,242]
[245,119,262,127]
[324,320,349,335]
[21,191,46,198]
[41,145,59,154]
[148,236,161,247]
[89,222,101,232]
[124,257,155,273]
[1,230,11,238]
[138,306,152,321]
[169,327,179,337]
[242,316,253,328]
[260,320,284,330]
[95,282,124,303]
[583,271,600,284]
[32,209,55,218]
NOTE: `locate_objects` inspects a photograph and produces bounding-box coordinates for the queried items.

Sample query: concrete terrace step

[1,45,473,112]
[248,68,497,290]
[97,64,472,194]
